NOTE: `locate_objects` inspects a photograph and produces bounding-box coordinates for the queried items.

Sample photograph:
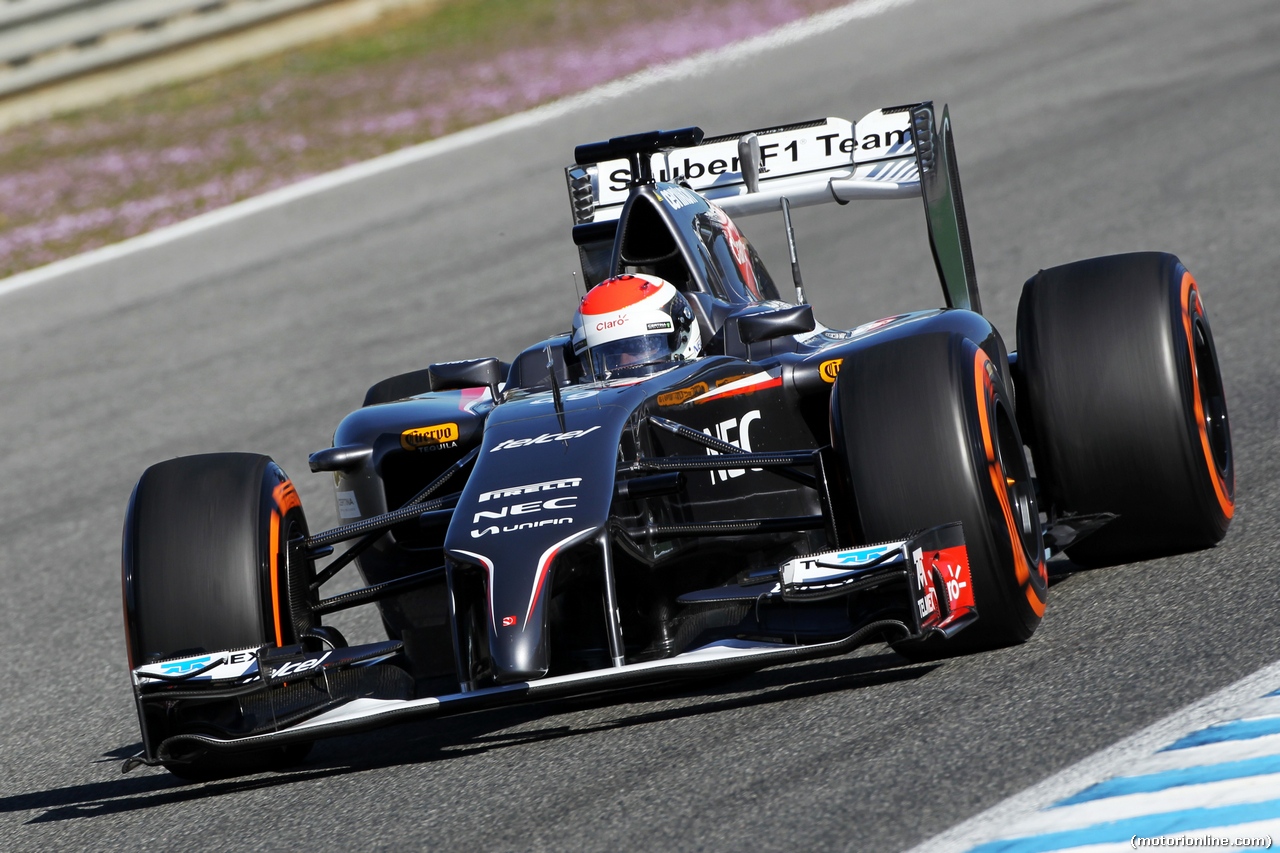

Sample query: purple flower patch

[0,0,853,279]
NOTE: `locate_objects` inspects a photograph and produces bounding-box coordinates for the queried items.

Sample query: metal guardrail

[0,0,336,97]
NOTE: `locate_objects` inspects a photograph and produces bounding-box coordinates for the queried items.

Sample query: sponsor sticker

[781,542,904,586]
[268,651,332,679]
[471,486,579,537]
[599,118,866,199]
[479,478,581,503]
[688,370,783,404]
[401,422,460,451]
[715,373,752,388]
[933,545,974,610]
[943,563,969,606]
[336,490,361,519]
[489,425,601,452]
[657,382,709,407]
[501,615,518,628]
[704,410,761,484]
[828,545,890,565]
[136,649,258,682]
[473,496,578,523]
[819,358,843,383]
[161,655,212,675]
[658,186,703,209]
[471,517,574,538]
[589,112,917,210]
[912,547,940,620]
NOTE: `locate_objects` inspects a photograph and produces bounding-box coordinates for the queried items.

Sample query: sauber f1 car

[120,102,1235,776]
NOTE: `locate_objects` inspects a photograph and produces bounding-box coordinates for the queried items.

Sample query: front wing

[125,524,974,769]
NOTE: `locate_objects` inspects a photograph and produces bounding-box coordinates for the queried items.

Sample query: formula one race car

[120,102,1235,777]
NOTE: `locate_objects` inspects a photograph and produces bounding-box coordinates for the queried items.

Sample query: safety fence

[0,0,335,97]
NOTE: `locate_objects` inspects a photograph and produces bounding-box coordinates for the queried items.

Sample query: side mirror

[737,304,815,344]
[309,444,372,473]
[428,357,504,400]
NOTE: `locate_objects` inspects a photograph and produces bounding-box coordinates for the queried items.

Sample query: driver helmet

[571,274,702,379]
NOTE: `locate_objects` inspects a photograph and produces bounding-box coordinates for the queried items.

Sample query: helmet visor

[590,334,674,378]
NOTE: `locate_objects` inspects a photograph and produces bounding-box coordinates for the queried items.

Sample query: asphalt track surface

[1,0,1278,849]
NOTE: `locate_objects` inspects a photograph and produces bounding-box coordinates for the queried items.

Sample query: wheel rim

[281,515,318,642]
[993,403,1042,568]
[1192,316,1232,479]
[1181,274,1234,520]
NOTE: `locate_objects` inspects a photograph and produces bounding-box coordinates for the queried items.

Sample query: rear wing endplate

[566,102,980,313]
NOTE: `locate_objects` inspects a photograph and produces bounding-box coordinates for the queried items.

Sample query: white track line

[906,658,1280,853]
[0,0,916,301]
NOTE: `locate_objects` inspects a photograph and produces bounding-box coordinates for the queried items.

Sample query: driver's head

[571,274,701,380]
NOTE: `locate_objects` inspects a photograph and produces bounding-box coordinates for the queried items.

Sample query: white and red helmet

[571,274,702,379]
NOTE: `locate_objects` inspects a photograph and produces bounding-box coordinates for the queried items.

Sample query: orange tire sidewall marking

[269,508,284,648]
[973,348,1046,616]
[269,477,303,647]
[1180,272,1234,520]
[273,479,301,515]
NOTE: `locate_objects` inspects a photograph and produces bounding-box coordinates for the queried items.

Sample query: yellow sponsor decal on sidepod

[657,382,709,407]
[401,423,459,450]
[820,359,843,383]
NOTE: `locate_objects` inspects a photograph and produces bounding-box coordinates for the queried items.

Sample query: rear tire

[832,331,1047,650]
[122,453,316,778]
[1015,253,1234,565]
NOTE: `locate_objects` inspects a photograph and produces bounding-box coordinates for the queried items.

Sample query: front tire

[832,331,1047,650]
[122,453,316,778]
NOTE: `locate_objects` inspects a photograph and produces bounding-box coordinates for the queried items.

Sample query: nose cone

[488,595,551,683]
[443,393,638,685]
[483,526,594,683]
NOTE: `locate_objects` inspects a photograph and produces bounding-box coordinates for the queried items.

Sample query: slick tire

[1015,252,1234,566]
[122,453,316,779]
[832,331,1047,651]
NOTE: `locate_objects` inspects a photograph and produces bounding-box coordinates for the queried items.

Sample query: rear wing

[565,101,980,313]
